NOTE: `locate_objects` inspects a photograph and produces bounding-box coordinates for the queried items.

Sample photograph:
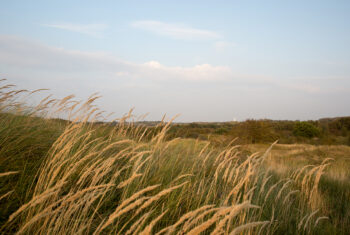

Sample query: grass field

[0,81,349,234]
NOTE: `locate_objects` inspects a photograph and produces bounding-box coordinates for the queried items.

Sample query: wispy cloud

[141,61,232,81]
[3,35,343,91]
[0,35,230,82]
[2,35,349,121]
[131,20,221,40]
[43,23,108,38]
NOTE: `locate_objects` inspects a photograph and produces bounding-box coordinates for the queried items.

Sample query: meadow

[0,79,349,234]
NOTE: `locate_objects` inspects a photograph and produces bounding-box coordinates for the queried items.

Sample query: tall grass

[0,79,345,234]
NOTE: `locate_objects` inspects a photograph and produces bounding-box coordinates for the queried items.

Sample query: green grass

[0,81,349,234]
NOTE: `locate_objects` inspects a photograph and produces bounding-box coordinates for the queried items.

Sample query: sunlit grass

[0,79,348,234]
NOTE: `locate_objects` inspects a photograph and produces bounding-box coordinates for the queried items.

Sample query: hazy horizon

[1,1,349,122]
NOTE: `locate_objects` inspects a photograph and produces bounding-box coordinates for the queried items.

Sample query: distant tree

[293,122,320,138]
[214,127,229,135]
[242,119,276,144]
[189,123,200,128]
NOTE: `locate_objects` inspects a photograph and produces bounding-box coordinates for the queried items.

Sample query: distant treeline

[162,117,350,146]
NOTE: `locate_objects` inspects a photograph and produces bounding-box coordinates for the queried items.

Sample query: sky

[0,0,349,122]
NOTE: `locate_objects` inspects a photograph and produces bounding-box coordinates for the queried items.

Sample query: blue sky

[1,0,349,121]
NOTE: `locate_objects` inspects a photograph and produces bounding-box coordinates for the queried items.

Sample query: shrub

[293,122,320,138]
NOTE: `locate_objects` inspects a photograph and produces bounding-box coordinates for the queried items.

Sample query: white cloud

[43,23,108,38]
[0,35,230,82]
[131,20,221,40]
[142,61,232,81]
[1,35,346,97]
[1,35,349,121]
[144,61,162,69]
[3,35,341,91]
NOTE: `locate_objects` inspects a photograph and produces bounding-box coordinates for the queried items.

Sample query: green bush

[293,121,320,138]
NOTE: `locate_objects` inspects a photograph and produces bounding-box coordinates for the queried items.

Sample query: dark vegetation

[160,117,350,146]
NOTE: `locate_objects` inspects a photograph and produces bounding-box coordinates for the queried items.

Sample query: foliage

[0,80,349,234]
[162,117,350,146]
[293,122,321,138]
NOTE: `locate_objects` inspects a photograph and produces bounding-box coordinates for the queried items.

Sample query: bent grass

[0,80,345,234]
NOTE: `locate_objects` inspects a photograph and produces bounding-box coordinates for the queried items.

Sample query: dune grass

[0,80,348,234]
